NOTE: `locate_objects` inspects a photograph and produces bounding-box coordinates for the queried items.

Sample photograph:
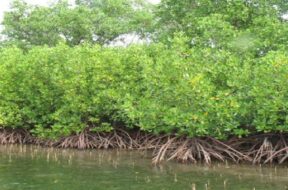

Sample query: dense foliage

[1,0,153,49]
[0,39,287,139]
[154,0,288,56]
[0,0,288,140]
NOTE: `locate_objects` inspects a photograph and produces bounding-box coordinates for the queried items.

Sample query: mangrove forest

[0,0,288,165]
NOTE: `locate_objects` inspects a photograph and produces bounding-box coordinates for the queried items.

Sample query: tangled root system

[0,128,288,165]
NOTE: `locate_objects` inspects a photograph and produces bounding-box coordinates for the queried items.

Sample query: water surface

[0,145,287,190]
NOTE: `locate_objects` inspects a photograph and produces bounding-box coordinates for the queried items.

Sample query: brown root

[235,134,288,164]
[52,129,139,149]
[150,136,250,164]
[0,128,32,144]
[0,128,288,165]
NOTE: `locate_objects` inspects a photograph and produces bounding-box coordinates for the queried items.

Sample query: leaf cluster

[1,41,288,139]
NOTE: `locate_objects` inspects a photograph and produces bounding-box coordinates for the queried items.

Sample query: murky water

[0,145,287,190]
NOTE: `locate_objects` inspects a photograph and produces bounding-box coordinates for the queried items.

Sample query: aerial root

[0,128,32,144]
[235,133,288,164]
[50,129,140,149]
[150,136,249,164]
[0,128,288,164]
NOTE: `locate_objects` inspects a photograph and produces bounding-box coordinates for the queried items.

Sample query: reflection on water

[0,145,288,190]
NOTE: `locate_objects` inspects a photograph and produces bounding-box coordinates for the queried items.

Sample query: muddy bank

[0,128,288,165]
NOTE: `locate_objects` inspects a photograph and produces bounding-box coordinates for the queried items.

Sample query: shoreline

[1,128,288,165]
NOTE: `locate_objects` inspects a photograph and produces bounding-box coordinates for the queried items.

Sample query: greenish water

[0,145,288,190]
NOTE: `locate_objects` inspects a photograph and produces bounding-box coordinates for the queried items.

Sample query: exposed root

[0,128,288,165]
[236,134,288,164]
[150,136,249,164]
[0,128,32,144]
[52,129,139,149]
